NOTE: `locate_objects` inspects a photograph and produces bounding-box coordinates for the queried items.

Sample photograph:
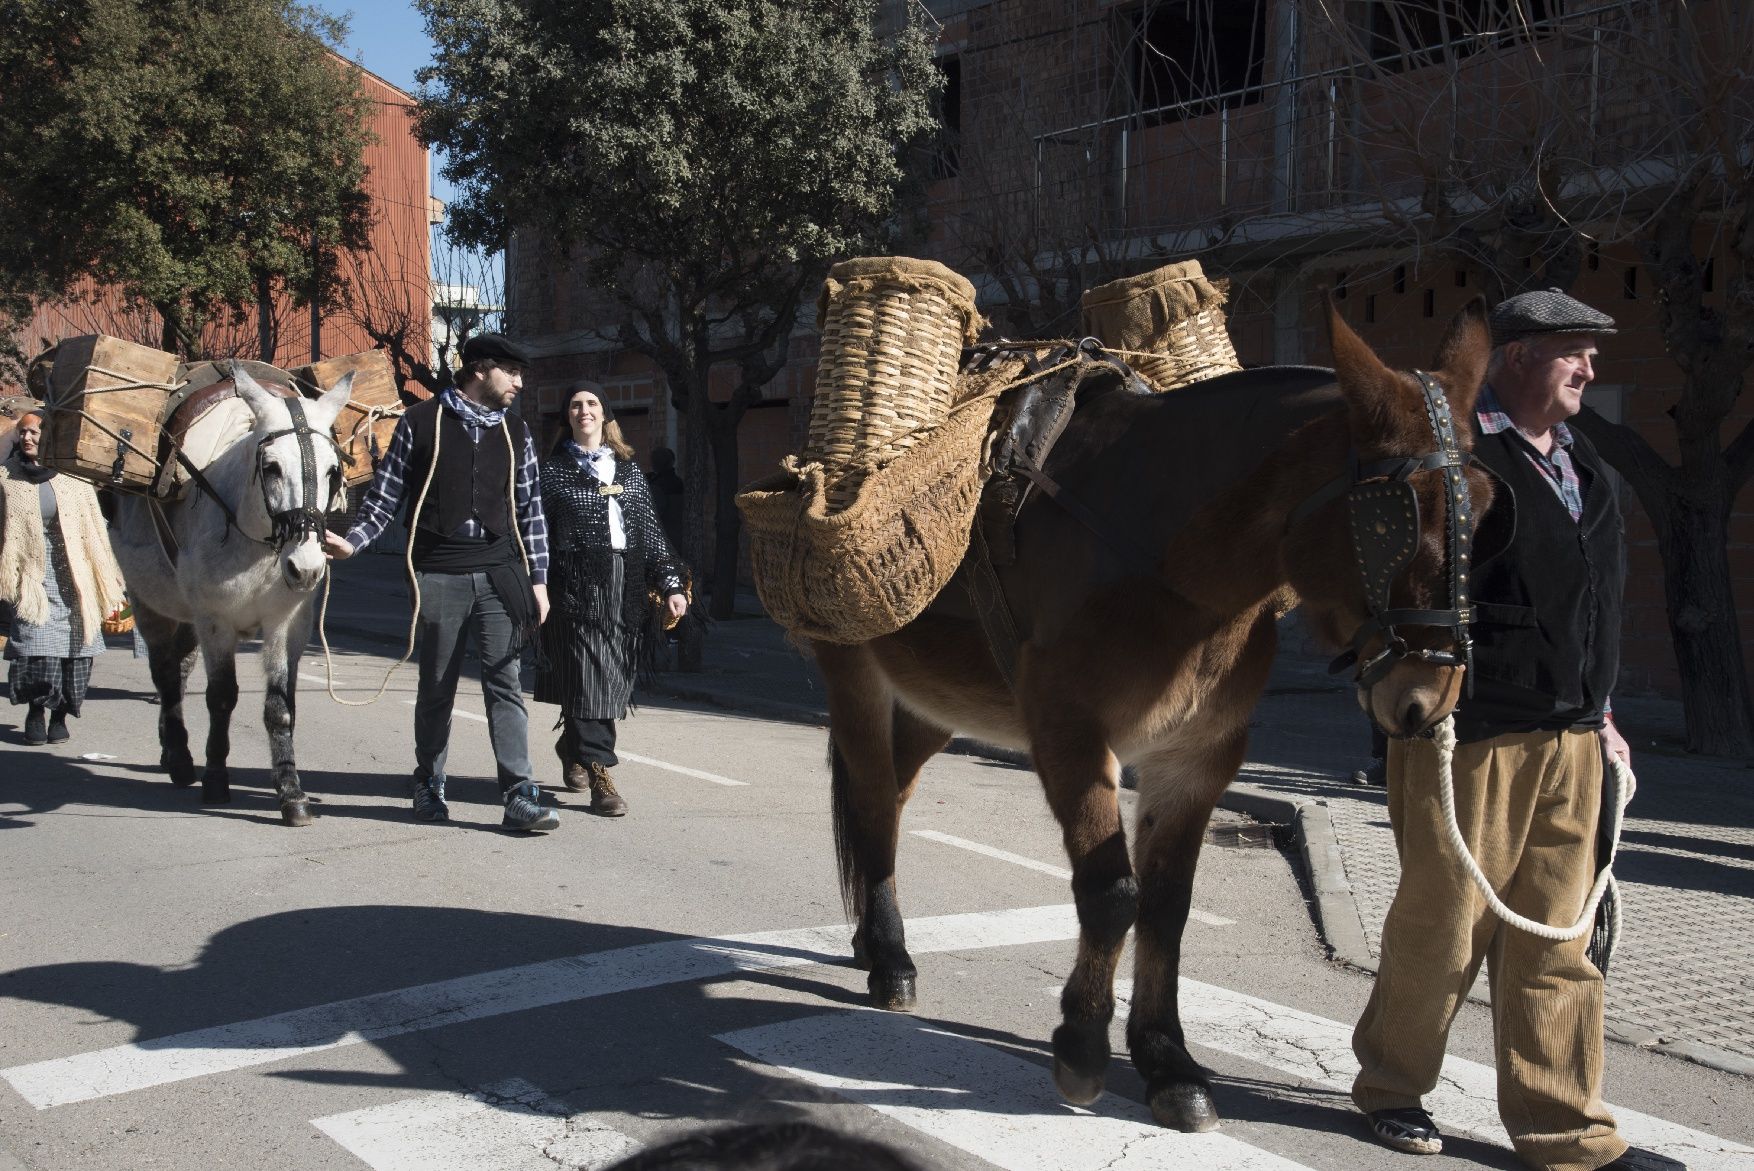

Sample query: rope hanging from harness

[1430,713,1632,946]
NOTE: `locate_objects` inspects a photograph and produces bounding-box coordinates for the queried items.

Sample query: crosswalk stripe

[310,1078,637,1171]
[908,830,1236,927]
[1119,981,1754,1171]
[618,750,748,787]
[717,1010,1314,1171]
[1,904,1078,1110]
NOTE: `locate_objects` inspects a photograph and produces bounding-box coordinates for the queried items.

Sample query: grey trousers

[413,570,533,795]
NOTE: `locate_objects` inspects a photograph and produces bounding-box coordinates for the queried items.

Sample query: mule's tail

[828,733,867,925]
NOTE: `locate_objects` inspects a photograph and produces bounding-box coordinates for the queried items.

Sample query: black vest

[1456,420,1625,739]
[400,397,529,540]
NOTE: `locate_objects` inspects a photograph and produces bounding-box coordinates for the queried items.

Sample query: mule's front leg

[263,615,313,826]
[138,606,199,788]
[1029,715,1137,1107]
[1122,760,1234,1135]
[198,631,239,805]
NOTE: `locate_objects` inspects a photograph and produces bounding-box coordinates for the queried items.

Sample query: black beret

[460,332,533,367]
[1489,288,1617,346]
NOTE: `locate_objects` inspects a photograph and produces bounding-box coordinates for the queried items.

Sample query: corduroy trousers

[1352,727,1626,1171]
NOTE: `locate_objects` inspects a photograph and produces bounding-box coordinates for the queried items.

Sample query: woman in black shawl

[535,382,687,815]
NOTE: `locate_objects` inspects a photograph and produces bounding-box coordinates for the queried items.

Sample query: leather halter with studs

[1323,370,1478,691]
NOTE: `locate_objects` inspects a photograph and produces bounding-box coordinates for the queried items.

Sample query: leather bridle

[1293,370,1479,692]
[250,395,346,550]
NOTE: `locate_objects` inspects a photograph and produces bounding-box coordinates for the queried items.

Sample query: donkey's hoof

[201,771,231,805]
[281,800,313,827]
[1051,1023,1110,1106]
[867,970,917,1012]
[1148,1081,1220,1133]
[165,757,198,788]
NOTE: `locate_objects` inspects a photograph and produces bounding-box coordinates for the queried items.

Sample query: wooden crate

[44,335,181,491]
[295,349,401,487]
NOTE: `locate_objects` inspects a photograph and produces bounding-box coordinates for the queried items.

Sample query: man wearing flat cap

[323,333,560,833]
[1353,290,1675,1171]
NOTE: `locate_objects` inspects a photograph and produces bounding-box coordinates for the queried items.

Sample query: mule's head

[1287,296,1496,738]
[234,366,354,592]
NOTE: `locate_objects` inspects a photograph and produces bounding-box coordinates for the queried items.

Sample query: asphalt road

[2,639,1749,1171]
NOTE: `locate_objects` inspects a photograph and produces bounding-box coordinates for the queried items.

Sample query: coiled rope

[1432,714,1633,942]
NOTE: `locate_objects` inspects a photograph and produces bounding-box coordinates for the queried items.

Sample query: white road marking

[311,1077,636,1171]
[909,830,1236,927]
[718,1010,1312,1171]
[401,699,487,723]
[298,673,339,688]
[618,751,748,787]
[2,903,1078,1109]
[1111,981,1754,1171]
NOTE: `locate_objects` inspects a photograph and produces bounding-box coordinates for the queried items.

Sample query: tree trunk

[1658,481,1754,756]
[256,272,276,362]
[707,407,743,621]
[675,362,713,673]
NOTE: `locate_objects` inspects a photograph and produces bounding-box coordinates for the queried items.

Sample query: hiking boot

[47,706,70,743]
[561,761,590,793]
[502,782,560,833]
[411,776,450,823]
[587,762,627,817]
[1366,1107,1442,1155]
[23,704,47,746]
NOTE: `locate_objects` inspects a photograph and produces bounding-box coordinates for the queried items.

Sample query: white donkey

[113,366,353,826]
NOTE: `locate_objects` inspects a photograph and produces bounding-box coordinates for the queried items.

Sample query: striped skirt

[535,553,637,720]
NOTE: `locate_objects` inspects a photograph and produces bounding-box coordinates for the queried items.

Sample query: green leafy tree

[0,0,375,359]
[417,0,940,621]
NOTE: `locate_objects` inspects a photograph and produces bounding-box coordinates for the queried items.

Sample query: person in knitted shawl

[1,412,127,745]
[535,381,688,816]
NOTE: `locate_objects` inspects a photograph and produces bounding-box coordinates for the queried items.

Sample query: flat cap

[460,332,532,367]
[1489,288,1617,346]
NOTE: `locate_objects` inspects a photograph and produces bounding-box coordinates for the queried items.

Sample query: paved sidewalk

[316,551,1754,1078]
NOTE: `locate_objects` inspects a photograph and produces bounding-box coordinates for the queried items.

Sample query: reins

[1431,714,1631,943]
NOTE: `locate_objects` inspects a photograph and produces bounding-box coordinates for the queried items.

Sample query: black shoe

[1351,757,1387,787]
[1367,1106,1442,1155]
[23,704,47,745]
[502,782,560,832]
[411,777,450,823]
[47,707,70,743]
[1599,1148,1686,1171]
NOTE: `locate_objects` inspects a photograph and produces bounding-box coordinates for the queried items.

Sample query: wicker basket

[739,385,1006,646]
[1080,261,1241,391]
[805,256,983,512]
[101,605,134,636]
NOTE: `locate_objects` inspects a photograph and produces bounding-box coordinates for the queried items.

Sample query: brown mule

[813,299,1496,1133]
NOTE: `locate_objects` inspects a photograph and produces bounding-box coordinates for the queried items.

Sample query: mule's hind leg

[262,607,313,826]
[817,641,949,1011]
[137,604,199,788]
[1126,728,1248,1133]
[1027,712,1137,1107]
[195,625,239,805]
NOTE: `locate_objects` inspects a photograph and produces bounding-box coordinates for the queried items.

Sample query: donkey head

[1289,296,1496,738]
[233,366,354,592]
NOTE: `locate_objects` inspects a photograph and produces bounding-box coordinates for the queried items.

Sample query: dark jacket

[1456,421,1625,741]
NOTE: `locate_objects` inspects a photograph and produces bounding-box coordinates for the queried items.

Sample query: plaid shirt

[344,398,549,583]
[1476,384,1584,523]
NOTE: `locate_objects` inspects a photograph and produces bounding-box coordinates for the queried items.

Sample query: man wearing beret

[323,333,559,833]
[1352,290,1677,1171]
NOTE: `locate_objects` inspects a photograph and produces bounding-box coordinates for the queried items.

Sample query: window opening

[1128,0,1267,123]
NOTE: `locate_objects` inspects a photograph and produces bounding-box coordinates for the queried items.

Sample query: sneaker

[1599,1147,1686,1171]
[47,707,70,743]
[1367,1106,1442,1155]
[23,704,47,746]
[503,782,560,832]
[587,762,627,817]
[411,776,450,823]
[1351,758,1387,787]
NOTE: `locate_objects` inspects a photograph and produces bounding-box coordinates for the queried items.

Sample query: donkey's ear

[1430,296,1490,418]
[1325,293,1403,440]
[313,371,355,424]
[231,365,280,416]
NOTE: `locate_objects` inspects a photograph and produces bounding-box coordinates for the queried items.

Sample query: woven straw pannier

[1080,261,1241,391]
[806,256,984,512]
[738,388,1005,645]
